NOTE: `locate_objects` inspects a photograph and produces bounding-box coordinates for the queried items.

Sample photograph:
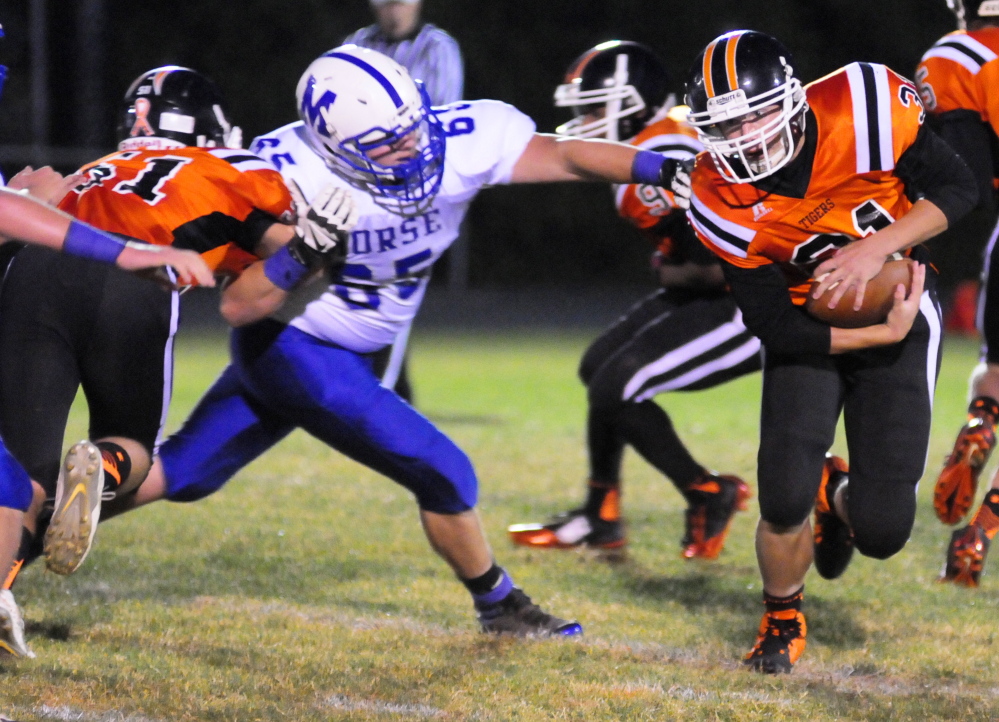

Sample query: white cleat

[44,440,104,576]
[0,589,35,658]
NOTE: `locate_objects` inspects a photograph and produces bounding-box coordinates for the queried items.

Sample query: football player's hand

[811,240,889,313]
[288,180,357,267]
[670,159,693,210]
[884,261,925,341]
[116,243,216,288]
[7,166,85,206]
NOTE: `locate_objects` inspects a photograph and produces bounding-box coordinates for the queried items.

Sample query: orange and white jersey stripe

[614,105,702,245]
[916,27,999,158]
[688,63,925,303]
[60,147,295,281]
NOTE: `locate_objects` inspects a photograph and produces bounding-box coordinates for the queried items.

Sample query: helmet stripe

[725,33,743,92]
[327,51,404,108]
[702,39,719,97]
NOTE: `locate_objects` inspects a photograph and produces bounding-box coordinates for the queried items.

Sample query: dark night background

[0,1,979,300]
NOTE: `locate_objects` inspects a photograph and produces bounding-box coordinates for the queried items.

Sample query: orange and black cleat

[940,524,991,587]
[744,609,807,674]
[681,474,751,560]
[813,455,853,580]
[508,488,625,550]
[935,416,997,525]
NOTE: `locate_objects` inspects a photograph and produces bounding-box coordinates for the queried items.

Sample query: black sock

[462,564,514,608]
[3,528,36,590]
[764,585,804,613]
[96,441,132,494]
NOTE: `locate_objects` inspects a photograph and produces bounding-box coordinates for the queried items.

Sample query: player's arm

[0,187,215,285]
[510,134,676,186]
[220,183,356,327]
[811,125,978,309]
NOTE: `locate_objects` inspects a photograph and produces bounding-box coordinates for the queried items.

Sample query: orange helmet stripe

[702,39,719,97]
[725,32,743,92]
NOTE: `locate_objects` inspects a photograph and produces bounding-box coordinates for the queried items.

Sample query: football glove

[670,159,693,211]
[287,179,357,269]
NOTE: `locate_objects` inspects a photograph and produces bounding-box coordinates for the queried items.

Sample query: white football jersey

[250,100,536,351]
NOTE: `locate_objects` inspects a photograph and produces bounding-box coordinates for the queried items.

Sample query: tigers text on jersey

[688,63,924,304]
[916,27,999,141]
[250,99,536,352]
[59,147,295,280]
[614,105,702,258]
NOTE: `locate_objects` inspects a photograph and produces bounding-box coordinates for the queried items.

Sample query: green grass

[3,329,998,720]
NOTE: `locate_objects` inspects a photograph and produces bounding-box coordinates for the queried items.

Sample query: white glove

[670,160,693,211]
[288,179,358,254]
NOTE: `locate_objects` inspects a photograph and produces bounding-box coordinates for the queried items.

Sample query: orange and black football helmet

[554,40,673,142]
[116,66,241,150]
[685,30,807,183]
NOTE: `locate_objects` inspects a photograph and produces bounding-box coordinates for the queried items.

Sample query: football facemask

[297,47,447,218]
[686,30,807,183]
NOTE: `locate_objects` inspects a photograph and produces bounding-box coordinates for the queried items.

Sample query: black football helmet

[685,30,807,183]
[554,41,673,142]
[947,0,999,29]
[116,66,242,150]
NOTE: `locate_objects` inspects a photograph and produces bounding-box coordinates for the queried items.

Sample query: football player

[507,41,755,559]
[101,45,682,637]
[916,0,999,586]
[0,64,354,648]
[0,53,219,656]
[678,30,976,672]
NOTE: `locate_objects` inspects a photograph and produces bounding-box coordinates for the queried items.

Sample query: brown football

[803,257,915,328]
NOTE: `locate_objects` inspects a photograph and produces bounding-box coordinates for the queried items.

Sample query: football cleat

[940,524,990,588]
[681,474,751,560]
[0,589,35,658]
[744,609,807,674]
[934,417,997,525]
[477,588,582,637]
[44,441,105,576]
[508,509,626,550]
[813,455,853,580]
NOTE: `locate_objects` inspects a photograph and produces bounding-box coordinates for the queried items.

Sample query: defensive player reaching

[916,0,999,586]
[678,30,976,672]
[0,65,354,658]
[98,45,684,637]
[507,41,755,559]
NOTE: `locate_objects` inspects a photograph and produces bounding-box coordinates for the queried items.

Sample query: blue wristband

[631,149,668,185]
[263,245,310,291]
[62,220,126,264]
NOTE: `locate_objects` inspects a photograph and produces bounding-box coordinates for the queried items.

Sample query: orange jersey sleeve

[916,27,999,140]
[688,63,923,303]
[59,147,295,280]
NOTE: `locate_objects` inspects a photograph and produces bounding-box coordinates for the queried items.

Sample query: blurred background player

[101,45,686,638]
[343,0,464,402]
[507,41,754,559]
[681,30,975,672]
[0,65,352,612]
[916,0,999,587]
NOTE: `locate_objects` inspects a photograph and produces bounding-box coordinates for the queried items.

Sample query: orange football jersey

[59,147,295,280]
[916,27,999,137]
[688,63,925,303]
[614,105,702,258]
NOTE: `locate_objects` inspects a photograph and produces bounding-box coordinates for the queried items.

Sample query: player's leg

[234,320,581,636]
[0,247,85,583]
[512,293,758,556]
[0,444,34,657]
[936,219,999,524]
[744,350,842,674]
[45,264,176,574]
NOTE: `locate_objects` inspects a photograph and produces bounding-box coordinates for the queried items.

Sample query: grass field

[2,328,998,721]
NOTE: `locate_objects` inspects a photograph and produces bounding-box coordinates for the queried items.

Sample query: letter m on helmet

[300,76,337,136]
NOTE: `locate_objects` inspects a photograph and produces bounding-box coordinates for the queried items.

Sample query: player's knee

[413,472,477,514]
[849,481,916,560]
[0,446,32,511]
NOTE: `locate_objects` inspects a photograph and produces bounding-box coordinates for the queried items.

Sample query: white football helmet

[296,45,446,217]
[947,0,999,29]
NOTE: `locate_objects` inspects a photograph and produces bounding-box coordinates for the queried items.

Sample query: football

[803,257,915,328]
